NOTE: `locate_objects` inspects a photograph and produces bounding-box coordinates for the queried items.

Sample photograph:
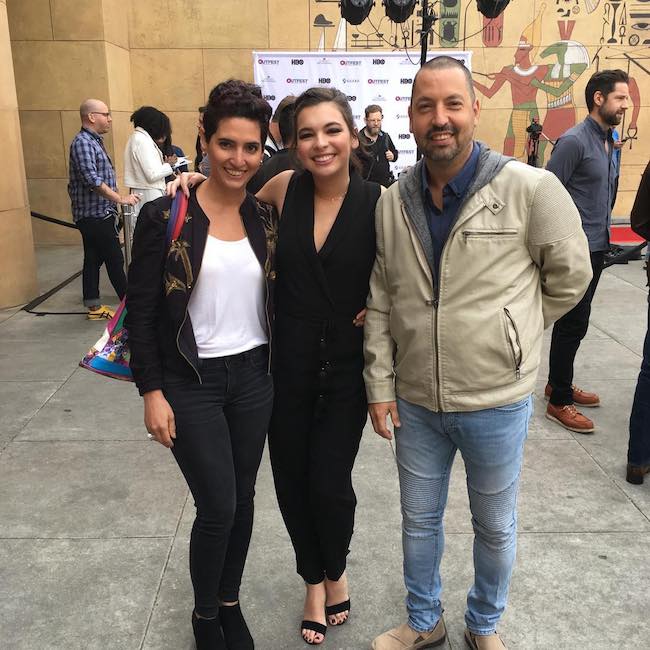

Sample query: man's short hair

[277,99,296,145]
[272,95,296,123]
[412,56,476,103]
[584,69,629,112]
[365,104,383,117]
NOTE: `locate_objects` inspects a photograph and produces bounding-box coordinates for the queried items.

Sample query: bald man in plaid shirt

[68,98,139,318]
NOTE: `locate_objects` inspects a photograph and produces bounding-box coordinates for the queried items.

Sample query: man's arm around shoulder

[526,170,592,328]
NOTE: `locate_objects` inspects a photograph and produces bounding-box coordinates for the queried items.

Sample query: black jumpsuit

[268,169,381,584]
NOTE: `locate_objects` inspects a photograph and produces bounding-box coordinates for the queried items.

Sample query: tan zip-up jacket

[363,148,592,412]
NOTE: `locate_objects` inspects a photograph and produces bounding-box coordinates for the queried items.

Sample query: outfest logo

[257,58,279,65]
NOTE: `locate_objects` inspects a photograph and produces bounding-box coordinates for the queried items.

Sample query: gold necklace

[315,192,346,202]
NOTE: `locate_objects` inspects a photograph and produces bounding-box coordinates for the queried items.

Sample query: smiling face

[294,101,358,180]
[202,117,263,191]
[409,66,479,167]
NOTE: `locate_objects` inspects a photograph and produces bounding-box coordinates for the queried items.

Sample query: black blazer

[126,189,278,396]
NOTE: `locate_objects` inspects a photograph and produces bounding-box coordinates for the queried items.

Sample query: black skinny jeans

[163,346,273,618]
[76,216,127,306]
[548,251,605,405]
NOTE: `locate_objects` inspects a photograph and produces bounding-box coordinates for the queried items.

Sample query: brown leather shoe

[464,629,506,650]
[546,403,594,433]
[372,617,447,649]
[544,383,600,407]
[626,463,650,485]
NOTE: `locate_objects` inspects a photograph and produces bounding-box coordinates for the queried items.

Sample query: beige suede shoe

[464,629,506,650]
[371,616,447,650]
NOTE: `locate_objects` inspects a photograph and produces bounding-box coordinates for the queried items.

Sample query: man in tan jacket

[365,57,592,650]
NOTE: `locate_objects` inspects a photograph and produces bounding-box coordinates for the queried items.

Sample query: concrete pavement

[0,244,649,649]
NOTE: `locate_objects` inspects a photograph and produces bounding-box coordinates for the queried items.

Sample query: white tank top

[188,236,267,358]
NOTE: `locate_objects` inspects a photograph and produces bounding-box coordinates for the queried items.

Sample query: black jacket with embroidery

[125,189,278,396]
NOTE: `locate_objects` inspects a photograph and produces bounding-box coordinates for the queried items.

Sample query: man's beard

[421,124,461,162]
[598,104,623,127]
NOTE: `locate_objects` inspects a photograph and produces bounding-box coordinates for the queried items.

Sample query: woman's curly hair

[203,79,272,145]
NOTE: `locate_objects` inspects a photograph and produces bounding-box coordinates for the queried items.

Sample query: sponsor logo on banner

[400,78,413,84]
[398,149,415,156]
[368,79,389,85]
[318,77,331,84]
[398,133,411,140]
[346,95,357,102]
[373,58,386,65]
[372,94,387,102]
[317,57,331,65]
[340,60,362,66]
[342,78,360,84]
[261,74,276,83]
[287,78,308,84]
[291,59,304,65]
[395,95,411,102]
[395,113,409,120]
[400,58,414,65]
[258,58,279,65]
[263,94,276,101]
[353,114,361,121]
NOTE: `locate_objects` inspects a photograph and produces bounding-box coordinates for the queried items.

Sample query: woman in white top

[123,106,175,217]
[126,82,276,650]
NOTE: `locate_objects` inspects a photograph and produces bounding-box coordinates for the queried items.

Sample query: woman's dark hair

[292,87,363,172]
[130,106,171,141]
[203,80,272,145]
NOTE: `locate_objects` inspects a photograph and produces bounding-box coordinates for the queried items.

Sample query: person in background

[124,106,174,219]
[247,97,298,194]
[544,69,630,434]
[195,106,207,173]
[68,98,139,318]
[161,135,188,184]
[626,159,650,485]
[264,95,296,159]
[127,80,276,650]
[358,104,398,187]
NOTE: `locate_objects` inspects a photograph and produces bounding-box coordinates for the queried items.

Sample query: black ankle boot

[219,603,254,650]
[192,611,226,650]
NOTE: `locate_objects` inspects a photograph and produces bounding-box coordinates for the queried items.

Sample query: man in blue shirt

[68,98,139,316]
[545,70,630,433]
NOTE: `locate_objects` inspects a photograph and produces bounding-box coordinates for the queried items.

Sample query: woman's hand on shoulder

[255,169,294,216]
[143,390,176,448]
[166,172,206,198]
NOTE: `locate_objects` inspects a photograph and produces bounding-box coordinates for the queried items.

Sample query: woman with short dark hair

[126,81,275,650]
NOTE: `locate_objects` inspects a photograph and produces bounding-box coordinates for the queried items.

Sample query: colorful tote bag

[79,193,189,381]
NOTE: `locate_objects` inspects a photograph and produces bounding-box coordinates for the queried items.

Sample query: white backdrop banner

[252,50,472,175]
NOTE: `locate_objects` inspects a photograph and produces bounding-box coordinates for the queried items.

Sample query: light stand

[419,0,437,66]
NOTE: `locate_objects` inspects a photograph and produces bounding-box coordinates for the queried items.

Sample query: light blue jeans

[395,395,532,635]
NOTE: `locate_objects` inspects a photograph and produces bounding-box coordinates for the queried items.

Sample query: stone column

[0,0,38,308]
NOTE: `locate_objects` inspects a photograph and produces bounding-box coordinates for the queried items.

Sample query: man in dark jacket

[626,159,650,484]
[247,98,298,194]
[358,104,398,187]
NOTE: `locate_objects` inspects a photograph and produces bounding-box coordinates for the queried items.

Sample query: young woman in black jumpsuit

[257,87,381,645]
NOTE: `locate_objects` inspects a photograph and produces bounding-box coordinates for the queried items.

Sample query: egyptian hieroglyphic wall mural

[308,0,649,215]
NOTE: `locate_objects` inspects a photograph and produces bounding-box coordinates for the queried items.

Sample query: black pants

[163,346,273,617]
[628,300,650,465]
[77,216,127,307]
[548,251,605,405]
[269,315,366,584]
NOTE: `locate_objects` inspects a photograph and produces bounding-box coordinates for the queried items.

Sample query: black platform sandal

[301,619,327,645]
[325,598,351,625]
